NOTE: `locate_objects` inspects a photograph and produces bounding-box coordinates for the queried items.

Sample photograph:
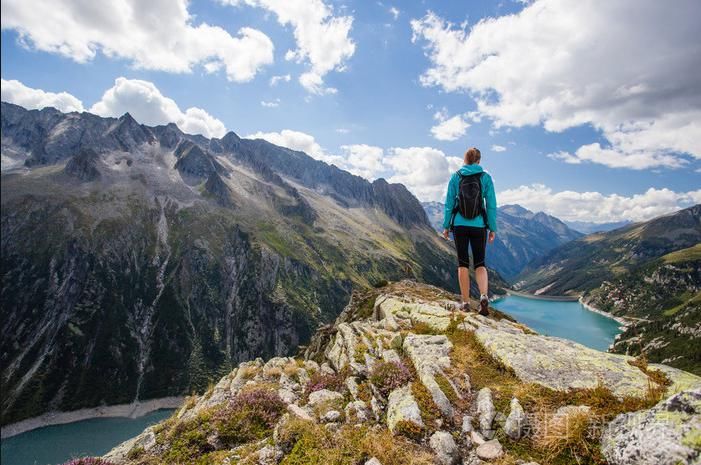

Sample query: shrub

[214,388,286,446]
[369,361,413,398]
[305,370,345,395]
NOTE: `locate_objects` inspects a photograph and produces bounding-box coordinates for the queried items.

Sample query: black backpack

[450,172,485,228]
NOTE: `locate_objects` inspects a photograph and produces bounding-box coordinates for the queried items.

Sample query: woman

[442,147,497,316]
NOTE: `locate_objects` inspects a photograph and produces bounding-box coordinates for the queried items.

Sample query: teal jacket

[442,164,498,232]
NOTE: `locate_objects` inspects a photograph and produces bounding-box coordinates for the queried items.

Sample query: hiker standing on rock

[442,147,497,316]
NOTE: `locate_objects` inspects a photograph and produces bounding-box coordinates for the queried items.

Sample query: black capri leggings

[453,226,487,269]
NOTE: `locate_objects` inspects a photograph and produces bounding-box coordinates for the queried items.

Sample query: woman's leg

[453,227,471,304]
[468,227,489,315]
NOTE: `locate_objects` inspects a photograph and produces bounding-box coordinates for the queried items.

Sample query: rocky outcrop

[473,322,699,398]
[601,388,701,465]
[101,281,701,465]
[64,147,102,181]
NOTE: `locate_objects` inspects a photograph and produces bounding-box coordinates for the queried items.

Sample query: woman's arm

[442,173,457,231]
[484,174,498,233]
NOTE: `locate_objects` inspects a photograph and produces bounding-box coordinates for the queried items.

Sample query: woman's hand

[442,229,450,240]
[488,231,496,244]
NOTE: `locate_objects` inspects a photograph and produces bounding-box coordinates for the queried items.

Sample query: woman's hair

[464,147,481,164]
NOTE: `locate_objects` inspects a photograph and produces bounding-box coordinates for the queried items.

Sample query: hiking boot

[479,296,489,316]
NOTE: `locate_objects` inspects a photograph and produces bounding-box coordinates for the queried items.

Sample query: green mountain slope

[1,102,499,425]
[517,206,701,374]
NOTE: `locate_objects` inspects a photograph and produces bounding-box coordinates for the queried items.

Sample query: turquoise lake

[491,294,622,351]
[1,409,175,465]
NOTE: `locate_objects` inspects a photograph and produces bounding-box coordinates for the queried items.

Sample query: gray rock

[601,388,701,465]
[346,376,360,400]
[473,324,701,398]
[430,431,460,465]
[322,410,342,423]
[386,384,424,433]
[287,404,315,422]
[475,439,504,460]
[462,452,485,465]
[365,458,383,465]
[320,362,336,375]
[476,388,496,437]
[403,334,455,417]
[382,349,401,364]
[461,415,474,434]
[257,445,283,465]
[371,396,383,422]
[504,397,528,440]
[307,389,343,407]
[345,400,370,423]
[278,388,298,405]
[470,430,486,446]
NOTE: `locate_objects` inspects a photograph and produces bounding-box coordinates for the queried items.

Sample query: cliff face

[103,280,701,465]
[1,102,463,426]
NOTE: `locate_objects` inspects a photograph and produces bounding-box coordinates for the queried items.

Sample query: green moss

[393,419,424,441]
[411,382,440,426]
[434,372,459,405]
[682,428,701,449]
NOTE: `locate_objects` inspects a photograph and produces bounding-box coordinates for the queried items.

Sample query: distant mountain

[421,202,582,280]
[565,219,632,234]
[1,102,488,425]
[517,205,701,374]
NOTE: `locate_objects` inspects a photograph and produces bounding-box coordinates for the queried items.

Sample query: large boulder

[429,431,460,465]
[473,324,701,398]
[403,334,456,417]
[386,384,424,433]
[601,388,701,465]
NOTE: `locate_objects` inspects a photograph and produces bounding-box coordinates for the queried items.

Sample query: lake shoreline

[499,289,630,331]
[1,397,184,439]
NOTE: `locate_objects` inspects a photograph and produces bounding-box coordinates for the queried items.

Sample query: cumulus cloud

[1,0,274,82]
[548,144,687,170]
[385,146,462,201]
[1,78,84,112]
[89,78,226,138]
[491,145,506,153]
[430,112,470,141]
[339,144,385,179]
[411,1,701,169]
[499,184,701,223]
[224,0,355,94]
[245,129,333,161]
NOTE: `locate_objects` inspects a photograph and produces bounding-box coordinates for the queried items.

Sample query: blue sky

[1,0,699,223]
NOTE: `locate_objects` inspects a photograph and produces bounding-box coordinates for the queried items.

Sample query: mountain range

[518,205,701,374]
[0,102,512,425]
[422,201,582,280]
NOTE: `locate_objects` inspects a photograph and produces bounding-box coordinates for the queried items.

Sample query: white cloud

[269,74,291,86]
[339,144,385,179]
[335,128,350,134]
[499,184,701,223]
[1,0,274,82]
[389,7,400,20]
[90,77,226,138]
[224,0,355,94]
[548,144,687,170]
[261,98,281,108]
[1,78,84,112]
[491,144,506,153]
[411,1,701,169]
[430,113,470,141]
[245,129,334,162]
[385,146,462,201]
